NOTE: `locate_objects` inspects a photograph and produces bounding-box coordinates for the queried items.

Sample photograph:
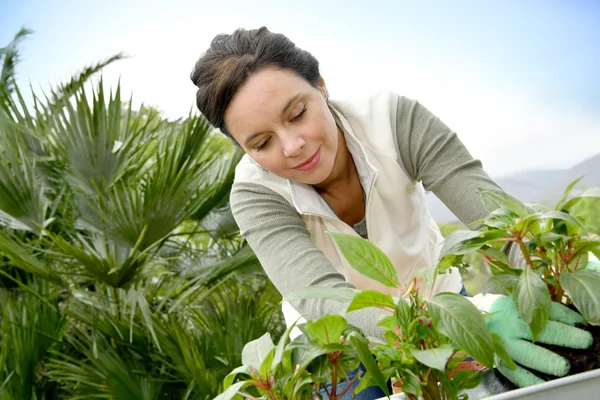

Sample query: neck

[313,128,358,197]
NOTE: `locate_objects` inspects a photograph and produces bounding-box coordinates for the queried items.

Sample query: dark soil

[496,323,600,390]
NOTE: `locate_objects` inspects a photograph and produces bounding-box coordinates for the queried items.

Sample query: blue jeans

[318,364,387,400]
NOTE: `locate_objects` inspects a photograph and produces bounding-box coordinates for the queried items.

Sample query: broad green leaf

[354,370,376,394]
[561,270,600,325]
[439,230,485,257]
[241,333,274,370]
[329,232,400,288]
[305,315,347,345]
[213,380,249,400]
[347,331,390,396]
[539,211,586,235]
[411,344,454,371]
[377,315,396,331]
[485,272,520,293]
[399,372,421,395]
[285,286,356,303]
[514,268,552,341]
[479,188,530,217]
[490,333,516,370]
[346,290,396,312]
[259,349,275,378]
[427,293,495,369]
[564,187,600,217]
[395,297,412,334]
[223,365,252,388]
[480,247,509,264]
[537,232,567,244]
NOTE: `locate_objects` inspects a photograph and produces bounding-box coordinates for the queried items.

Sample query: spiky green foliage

[0,30,284,400]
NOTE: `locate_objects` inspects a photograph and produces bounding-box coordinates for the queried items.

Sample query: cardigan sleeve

[394,96,524,266]
[230,181,390,339]
[394,96,502,228]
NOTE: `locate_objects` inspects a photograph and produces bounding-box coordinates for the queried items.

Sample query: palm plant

[0,28,284,400]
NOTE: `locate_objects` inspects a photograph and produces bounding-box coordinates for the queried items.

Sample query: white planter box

[374,368,600,400]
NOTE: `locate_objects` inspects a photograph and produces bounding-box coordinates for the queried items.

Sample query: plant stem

[331,359,338,399]
[516,238,534,268]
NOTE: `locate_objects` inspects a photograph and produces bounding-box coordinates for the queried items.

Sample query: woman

[190,27,589,398]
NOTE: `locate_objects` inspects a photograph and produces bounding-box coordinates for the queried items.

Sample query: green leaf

[346,290,396,312]
[347,331,390,396]
[411,344,454,371]
[490,333,516,370]
[564,187,600,211]
[439,230,485,257]
[485,272,520,293]
[399,372,421,395]
[241,333,274,370]
[285,286,356,303]
[479,188,530,217]
[481,247,509,264]
[560,270,600,325]
[353,370,376,394]
[555,176,585,210]
[305,315,347,345]
[329,232,400,288]
[540,211,586,235]
[395,297,413,333]
[213,380,249,400]
[272,320,298,375]
[427,293,495,369]
[377,315,396,331]
[259,349,275,378]
[513,268,552,341]
[223,365,252,388]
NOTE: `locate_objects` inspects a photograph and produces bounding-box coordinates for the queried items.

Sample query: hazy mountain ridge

[427,154,600,223]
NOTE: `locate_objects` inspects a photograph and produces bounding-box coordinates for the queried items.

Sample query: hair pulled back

[190,27,321,136]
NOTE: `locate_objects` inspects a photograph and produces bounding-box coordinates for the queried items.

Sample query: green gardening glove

[477,294,593,388]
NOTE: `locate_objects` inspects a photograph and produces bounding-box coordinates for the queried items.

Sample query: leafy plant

[439,180,600,340]
[217,232,506,400]
[0,28,285,400]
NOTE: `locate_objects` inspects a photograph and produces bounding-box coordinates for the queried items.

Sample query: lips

[293,148,321,171]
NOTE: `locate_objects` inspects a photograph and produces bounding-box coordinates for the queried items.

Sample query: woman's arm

[230,181,388,338]
[395,96,523,264]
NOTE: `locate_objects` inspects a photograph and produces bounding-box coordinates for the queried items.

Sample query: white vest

[233,92,462,331]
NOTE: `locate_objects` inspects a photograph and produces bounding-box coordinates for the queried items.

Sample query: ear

[317,75,328,99]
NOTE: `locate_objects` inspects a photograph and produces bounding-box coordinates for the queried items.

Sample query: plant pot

[391,379,404,394]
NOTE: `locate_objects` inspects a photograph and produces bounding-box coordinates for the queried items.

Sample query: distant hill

[427,154,600,223]
[538,154,600,203]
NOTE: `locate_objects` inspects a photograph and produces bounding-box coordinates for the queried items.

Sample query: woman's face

[224,67,339,185]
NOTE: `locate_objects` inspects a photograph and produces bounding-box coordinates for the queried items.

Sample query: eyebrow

[244,94,301,146]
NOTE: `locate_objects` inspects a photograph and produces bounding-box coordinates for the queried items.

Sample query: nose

[281,133,306,158]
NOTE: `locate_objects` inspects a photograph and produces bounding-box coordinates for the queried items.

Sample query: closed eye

[255,137,271,151]
[290,107,306,122]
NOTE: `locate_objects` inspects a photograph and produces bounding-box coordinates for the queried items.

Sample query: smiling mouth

[293,148,321,171]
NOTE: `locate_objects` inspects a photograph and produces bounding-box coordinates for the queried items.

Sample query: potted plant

[438,179,600,398]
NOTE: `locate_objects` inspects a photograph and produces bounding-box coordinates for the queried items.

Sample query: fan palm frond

[0,279,66,400]
[0,27,33,96]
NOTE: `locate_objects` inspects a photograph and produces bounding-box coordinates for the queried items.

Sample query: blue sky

[1,0,599,176]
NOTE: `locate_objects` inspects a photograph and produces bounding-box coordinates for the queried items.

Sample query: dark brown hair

[190,27,321,138]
